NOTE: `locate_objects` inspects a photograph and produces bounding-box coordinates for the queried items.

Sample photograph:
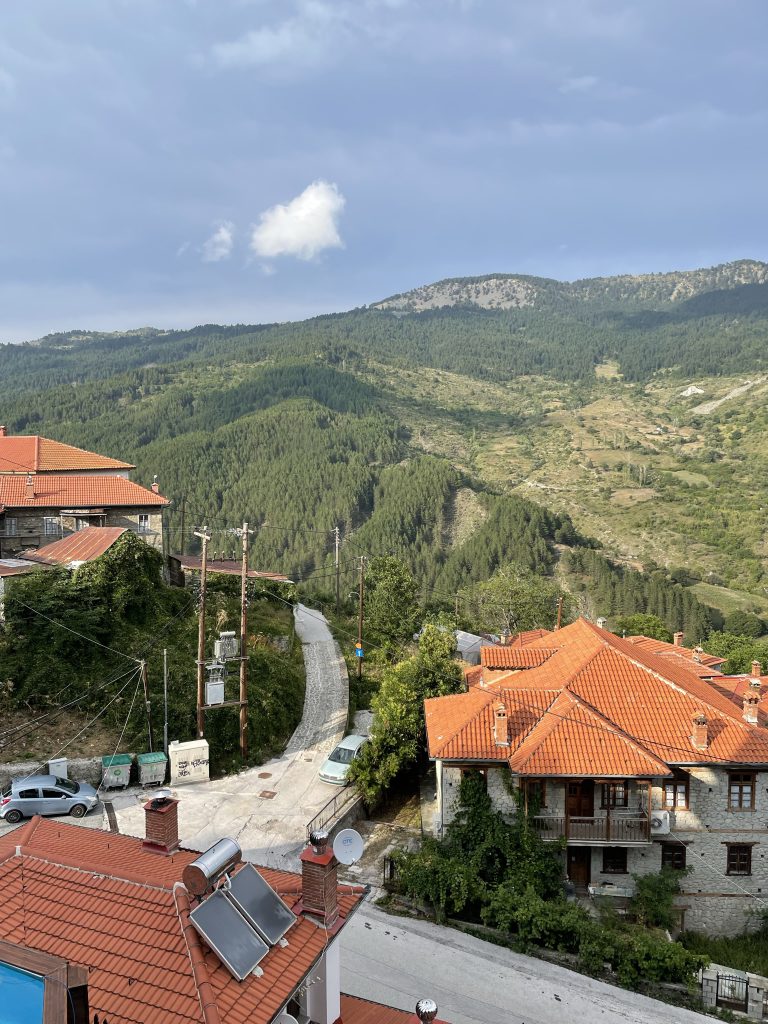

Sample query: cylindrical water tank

[182,838,242,895]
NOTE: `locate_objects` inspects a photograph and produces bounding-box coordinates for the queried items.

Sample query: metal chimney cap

[151,788,174,807]
[415,999,438,1022]
[309,829,330,854]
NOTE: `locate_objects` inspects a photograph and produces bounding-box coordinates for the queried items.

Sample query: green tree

[460,564,571,635]
[612,614,672,642]
[364,556,419,655]
[723,610,766,639]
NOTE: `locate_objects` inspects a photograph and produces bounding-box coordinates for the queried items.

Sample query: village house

[0,427,167,556]
[0,800,447,1024]
[425,617,768,936]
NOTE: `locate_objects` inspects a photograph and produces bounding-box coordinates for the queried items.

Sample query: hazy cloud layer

[201,221,235,262]
[250,181,345,261]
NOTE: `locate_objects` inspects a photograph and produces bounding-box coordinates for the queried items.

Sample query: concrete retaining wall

[0,756,102,791]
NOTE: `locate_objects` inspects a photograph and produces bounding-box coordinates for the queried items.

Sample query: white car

[318,735,368,785]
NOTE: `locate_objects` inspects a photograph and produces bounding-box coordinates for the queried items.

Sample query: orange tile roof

[506,628,554,647]
[426,617,768,774]
[626,634,725,671]
[480,646,559,669]
[0,435,134,473]
[0,817,366,1024]
[0,474,167,509]
[340,994,450,1024]
[23,526,127,564]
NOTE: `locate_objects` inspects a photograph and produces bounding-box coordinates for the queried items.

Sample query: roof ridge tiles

[504,687,573,758]
[174,883,220,1024]
[424,687,497,755]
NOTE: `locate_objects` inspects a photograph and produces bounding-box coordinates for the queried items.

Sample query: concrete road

[341,903,711,1024]
[101,603,348,868]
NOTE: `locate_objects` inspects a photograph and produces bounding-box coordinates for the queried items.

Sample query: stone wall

[0,756,102,792]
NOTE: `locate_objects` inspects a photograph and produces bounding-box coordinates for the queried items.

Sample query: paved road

[341,903,711,1024]
[101,603,348,868]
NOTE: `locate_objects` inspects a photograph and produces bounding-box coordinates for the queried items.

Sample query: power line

[13,599,139,663]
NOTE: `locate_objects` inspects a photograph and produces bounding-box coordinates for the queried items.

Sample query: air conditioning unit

[650,810,670,835]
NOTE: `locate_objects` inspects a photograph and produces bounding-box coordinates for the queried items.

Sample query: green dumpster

[137,752,168,787]
[101,753,133,790]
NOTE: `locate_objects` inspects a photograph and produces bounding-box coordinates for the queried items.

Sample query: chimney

[415,1000,439,1023]
[752,660,762,678]
[673,631,684,647]
[691,712,708,751]
[0,425,6,437]
[596,616,607,630]
[25,473,35,499]
[692,646,703,664]
[743,689,760,725]
[494,703,509,747]
[300,830,338,927]
[142,789,180,854]
[151,474,159,494]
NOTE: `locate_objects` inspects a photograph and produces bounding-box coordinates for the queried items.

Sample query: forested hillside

[2,259,768,639]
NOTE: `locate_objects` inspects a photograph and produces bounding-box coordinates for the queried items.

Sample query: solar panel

[226,863,297,945]
[189,889,269,980]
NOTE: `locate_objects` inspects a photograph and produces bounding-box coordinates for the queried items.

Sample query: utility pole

[179,501,186,556]
[194,527,211,738]
[556,595,563,630]
[163,648,169,755]
[239,521,254,762]
[140,659,154,752]
[334,525,340,614]
[357,555,365,681]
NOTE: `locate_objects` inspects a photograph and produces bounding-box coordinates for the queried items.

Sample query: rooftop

[0,433,134,473]
[427,617,768,775]
[22,526,127,565]
[0,474,168,510]
[175,555,293,583]
[0,817,365,1024]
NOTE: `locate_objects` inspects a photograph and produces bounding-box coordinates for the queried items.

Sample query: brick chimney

[752,660,762,678]
[142,791,180,854]
[25,473,35,499]
[673,631,684,647]
[494,702,509,747]
[151,474,159,494]
[691,712,708,751]
[0,425,6,437]
[300,831,338,927]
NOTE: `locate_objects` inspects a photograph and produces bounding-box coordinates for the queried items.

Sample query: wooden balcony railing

[532,814,650,844]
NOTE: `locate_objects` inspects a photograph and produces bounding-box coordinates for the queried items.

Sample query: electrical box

[169,739,210,786]
[206,680,225,706]
[214,631,240,661]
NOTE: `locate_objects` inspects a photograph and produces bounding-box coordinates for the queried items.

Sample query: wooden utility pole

[140,659,154,752]
[334,525,341,614]
[194,527,211,738]
[556,595,563,630]
[357,555,365,680]
[239,521,254,762]
[179,502,186,556]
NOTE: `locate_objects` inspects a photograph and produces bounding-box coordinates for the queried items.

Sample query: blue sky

[0,0,766,340]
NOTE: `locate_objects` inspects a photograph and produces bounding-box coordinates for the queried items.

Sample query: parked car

[0,775,99,824]
[318,735,368,785]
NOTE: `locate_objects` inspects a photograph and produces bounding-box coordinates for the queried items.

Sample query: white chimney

[596,617,607,630]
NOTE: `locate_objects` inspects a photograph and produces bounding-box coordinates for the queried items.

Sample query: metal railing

[532,814,650,843]
[306,784,362,838]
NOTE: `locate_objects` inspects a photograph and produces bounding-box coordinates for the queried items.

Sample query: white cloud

[559,74,599,94]
[201,221,235,262]
[250,181,345,261]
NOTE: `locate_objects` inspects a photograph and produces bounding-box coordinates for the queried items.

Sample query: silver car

[318,735,368,785]
[0,774,99,824]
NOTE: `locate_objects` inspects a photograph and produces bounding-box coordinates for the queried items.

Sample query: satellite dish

[333,828,364,865]
[277,1015,299,1024]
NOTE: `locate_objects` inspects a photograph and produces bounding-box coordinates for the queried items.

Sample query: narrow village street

[341,903,712,1024]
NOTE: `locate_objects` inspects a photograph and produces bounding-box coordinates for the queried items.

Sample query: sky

[0,0,767,340]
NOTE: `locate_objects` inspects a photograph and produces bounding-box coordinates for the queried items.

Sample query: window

[664,771,689,810]
[138,514,150,534]
[43,517,59,537]
[524,779,547,809]
[661,843,687,871]
[727,844,752,875]
[728,772,756,810]
[42,789,67,800]
[602,848,628,874]
[2,517,17,537]
[18,789,38,800]
[601,781,628,808]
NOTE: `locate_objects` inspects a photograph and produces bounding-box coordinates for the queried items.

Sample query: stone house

[425,617,768,936]
[0,427,167,556]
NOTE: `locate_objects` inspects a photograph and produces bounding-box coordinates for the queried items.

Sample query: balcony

[532,813,651,845]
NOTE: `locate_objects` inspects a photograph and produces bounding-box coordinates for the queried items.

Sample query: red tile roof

[426,617,768,774]
[625,634,726,672]
[505,628,553,647]
[0,474,167,509]
[480,646,559,669]
[340,994,449,1024]
[23,526,127,565]
[0,435,133,473]
[0,817,366,1024]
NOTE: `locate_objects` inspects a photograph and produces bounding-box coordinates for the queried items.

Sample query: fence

[306,785,363,839]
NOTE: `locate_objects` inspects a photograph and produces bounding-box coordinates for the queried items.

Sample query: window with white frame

[43,517,59,537]
[138,514,150,534]
[2,518,17,537]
